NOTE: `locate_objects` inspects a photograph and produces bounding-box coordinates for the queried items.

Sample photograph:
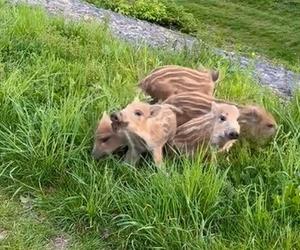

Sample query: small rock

[0,229,8,241]
[20,195,33,210]
[48,234,70,250]
[101,229,110,240]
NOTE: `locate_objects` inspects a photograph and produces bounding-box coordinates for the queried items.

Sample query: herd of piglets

[92,65,277,167]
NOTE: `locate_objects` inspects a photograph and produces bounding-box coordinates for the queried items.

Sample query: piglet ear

[211,101,218,113]
[150,105,162,117]
[102,111,107,117]
[243,106,259,122]
[249,107,260,122]
[250,106,259,115]
[211,70,219,82]
[100,111,110,122]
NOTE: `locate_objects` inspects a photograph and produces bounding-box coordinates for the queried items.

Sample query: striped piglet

[139,65,219,102]
[110,101,179,166]
[170,102,240,156]
[164,91,277,145]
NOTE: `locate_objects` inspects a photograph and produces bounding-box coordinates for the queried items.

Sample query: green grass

[0,191,54,249]
[176,0,300,71]
[0,191,105,249]
[0,2,300,249]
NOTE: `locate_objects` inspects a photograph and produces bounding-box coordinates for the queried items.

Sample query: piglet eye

[134,110,143,116]
[219,115,226,122]
[100,137,109,143]
[267,124,274,128]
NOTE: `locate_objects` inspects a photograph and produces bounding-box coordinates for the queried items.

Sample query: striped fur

[171,102,240,156]
[110,101,178,166]
[164,91,277,144]
[172,114,214,156]
[163,91,214,126]
[139,65,219,102]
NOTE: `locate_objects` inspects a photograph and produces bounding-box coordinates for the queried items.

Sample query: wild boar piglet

[171,102,240,156]
[164,91,277,144]
[110,101,179,166]
[139,65,219,102]
[92,112,126,159]
[238,105,277,145]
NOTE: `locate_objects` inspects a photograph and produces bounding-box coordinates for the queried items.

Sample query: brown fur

[171,102,240,156]
[110,101,178,166]
[92,112,126,159]
[139,65,219,102]
[238,106,277,145]
[164,91,277,144]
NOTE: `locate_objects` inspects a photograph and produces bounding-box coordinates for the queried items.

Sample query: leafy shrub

[87,0,197,33]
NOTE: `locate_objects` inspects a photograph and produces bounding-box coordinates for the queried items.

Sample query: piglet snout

[110,112,128,131]
[227,131,239,140]
[110,112,120,122]
[110,112,121,132]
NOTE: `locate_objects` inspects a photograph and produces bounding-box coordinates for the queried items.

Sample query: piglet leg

[152,146,163,167]
[124,147,140,166]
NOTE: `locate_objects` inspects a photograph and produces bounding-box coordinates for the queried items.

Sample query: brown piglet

[139,65,219,102]
[164,91,277,145]
[110,101,179,166]
[171,102,240,156]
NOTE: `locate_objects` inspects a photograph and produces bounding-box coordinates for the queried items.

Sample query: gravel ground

[10,0,300,97]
